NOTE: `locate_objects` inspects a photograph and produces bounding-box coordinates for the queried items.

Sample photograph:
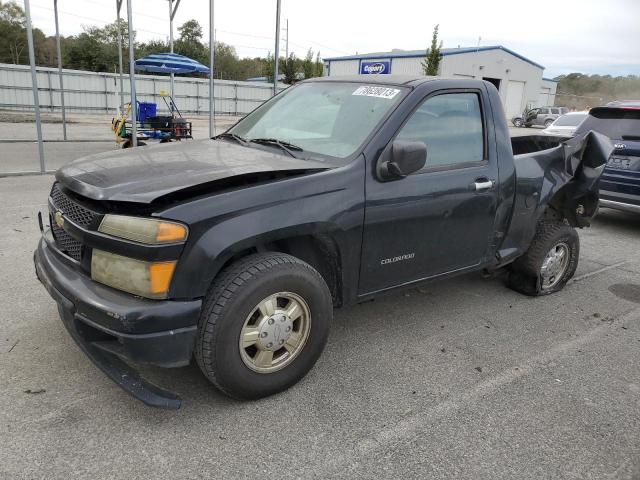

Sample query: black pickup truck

[34,76,612,408]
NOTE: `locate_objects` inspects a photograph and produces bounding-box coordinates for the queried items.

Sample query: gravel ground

[0,173,639,479]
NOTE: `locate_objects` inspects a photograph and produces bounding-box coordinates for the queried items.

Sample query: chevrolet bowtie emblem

[54,210,64,228]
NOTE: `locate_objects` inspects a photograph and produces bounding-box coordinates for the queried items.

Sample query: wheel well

[546,183,597,228]
[215,234,343,307]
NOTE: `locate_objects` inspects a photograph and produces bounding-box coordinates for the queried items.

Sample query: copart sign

[360,60,390,74]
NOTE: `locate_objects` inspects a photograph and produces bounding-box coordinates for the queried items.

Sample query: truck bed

[511,135,569,157]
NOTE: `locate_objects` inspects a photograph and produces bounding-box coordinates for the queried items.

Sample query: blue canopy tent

[134,53,210,75]
[133,53,210,116]
[111,53,211,147]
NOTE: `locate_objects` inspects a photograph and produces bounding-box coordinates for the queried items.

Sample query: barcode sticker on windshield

[352,86,400,99]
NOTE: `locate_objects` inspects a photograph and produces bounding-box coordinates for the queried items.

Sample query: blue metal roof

[542,77,559,83]
[324,45,545,70]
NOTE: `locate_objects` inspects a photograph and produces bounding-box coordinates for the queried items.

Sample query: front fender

[158,161,365,300]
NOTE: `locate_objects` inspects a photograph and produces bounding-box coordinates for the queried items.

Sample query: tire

[122,140,146,148]
[508,221,579,296]
[195,252,333,399]
[544,119,554,128]
[513,118,524,127]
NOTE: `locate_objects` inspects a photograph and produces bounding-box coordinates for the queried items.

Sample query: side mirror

[377,140,427,180]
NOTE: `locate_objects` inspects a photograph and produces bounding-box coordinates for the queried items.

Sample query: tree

[0,0,26,63]
[63,21,134,72]
[264,52,275,83]
[302,49,315,79]
[214,42,240,79]
[177,19,202,44]
[0,1,46,65]
[175,19,207,66]
[421,24,442,76]
[281,53,299,84]
[315,51,323,77]
[137,39,169,59]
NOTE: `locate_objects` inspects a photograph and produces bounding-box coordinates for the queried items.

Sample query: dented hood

[56,139,333,203]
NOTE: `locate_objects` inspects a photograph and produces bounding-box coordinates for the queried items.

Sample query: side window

[551,108,560,114]
[396,92,484,169]
[540,108,550,115]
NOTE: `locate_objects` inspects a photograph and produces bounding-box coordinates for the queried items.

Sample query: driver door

[359,89,499,295]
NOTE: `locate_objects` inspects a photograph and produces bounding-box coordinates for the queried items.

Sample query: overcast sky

[29,0,640,77]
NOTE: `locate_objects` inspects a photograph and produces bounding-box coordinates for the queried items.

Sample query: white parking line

[571,261,628,283]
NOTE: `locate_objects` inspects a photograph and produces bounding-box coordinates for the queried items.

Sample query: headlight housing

[92,215,187,298]
[91,249,176,299]
[98,214,188,244]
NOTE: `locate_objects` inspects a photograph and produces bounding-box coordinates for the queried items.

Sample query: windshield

[229,82,407,158]
[552,113,587,127]
[578,109,640,139]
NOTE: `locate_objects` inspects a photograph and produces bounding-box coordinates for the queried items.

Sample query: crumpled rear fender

[498,131,612,262]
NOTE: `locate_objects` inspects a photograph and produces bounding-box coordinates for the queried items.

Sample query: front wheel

[513,118,524,127]
[195,252,332,399]
[507,221,579,296]
[544,119,554,128]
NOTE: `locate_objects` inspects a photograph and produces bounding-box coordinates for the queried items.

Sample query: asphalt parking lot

[1,171,640,478]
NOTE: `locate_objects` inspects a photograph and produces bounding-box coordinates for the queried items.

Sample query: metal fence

[0,63,285,116]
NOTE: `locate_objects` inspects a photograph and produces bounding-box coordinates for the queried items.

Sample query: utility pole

[126,0,137,147]
[273,0,281,96]
[168,0,181,111]
[53,0,67,140]
[208,0,215,137]
[284,18,289,60]
[24,0,45,172]
[116,0,124,112]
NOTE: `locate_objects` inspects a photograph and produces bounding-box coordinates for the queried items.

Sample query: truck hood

[56,140,334,204]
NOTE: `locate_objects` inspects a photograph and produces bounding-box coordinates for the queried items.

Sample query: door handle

[474,180,495,192]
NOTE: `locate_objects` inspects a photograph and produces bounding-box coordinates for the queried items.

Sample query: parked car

[575,105,640,214]
[541,111,589,137]
[34,76,612,408]
[512,106,569,128]
[606,100,640,107]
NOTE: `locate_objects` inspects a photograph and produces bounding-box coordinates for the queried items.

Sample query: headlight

[98,215,188,244]
[91,249,176,299]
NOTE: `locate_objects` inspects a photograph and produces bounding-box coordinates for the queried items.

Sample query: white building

[323,46,558,118]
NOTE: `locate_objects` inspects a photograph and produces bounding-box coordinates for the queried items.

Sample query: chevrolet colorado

[34,76,612,409]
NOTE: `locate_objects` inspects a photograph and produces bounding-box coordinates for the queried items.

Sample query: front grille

[50,183,97,228]
[51,221,82,261]
[49,183,99,261]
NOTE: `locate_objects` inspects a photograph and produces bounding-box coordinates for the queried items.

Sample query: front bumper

[34,233,202,409]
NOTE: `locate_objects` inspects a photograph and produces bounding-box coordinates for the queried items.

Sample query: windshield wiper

[249,138,303,158]
[213,132,249,145]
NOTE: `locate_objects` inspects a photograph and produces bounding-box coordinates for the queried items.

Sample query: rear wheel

[195,252,332,399]
[508,221,579,296]
[544,119,554,128]
[513,118,524,127]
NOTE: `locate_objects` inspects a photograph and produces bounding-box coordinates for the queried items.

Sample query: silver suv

[512,106,569,128]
